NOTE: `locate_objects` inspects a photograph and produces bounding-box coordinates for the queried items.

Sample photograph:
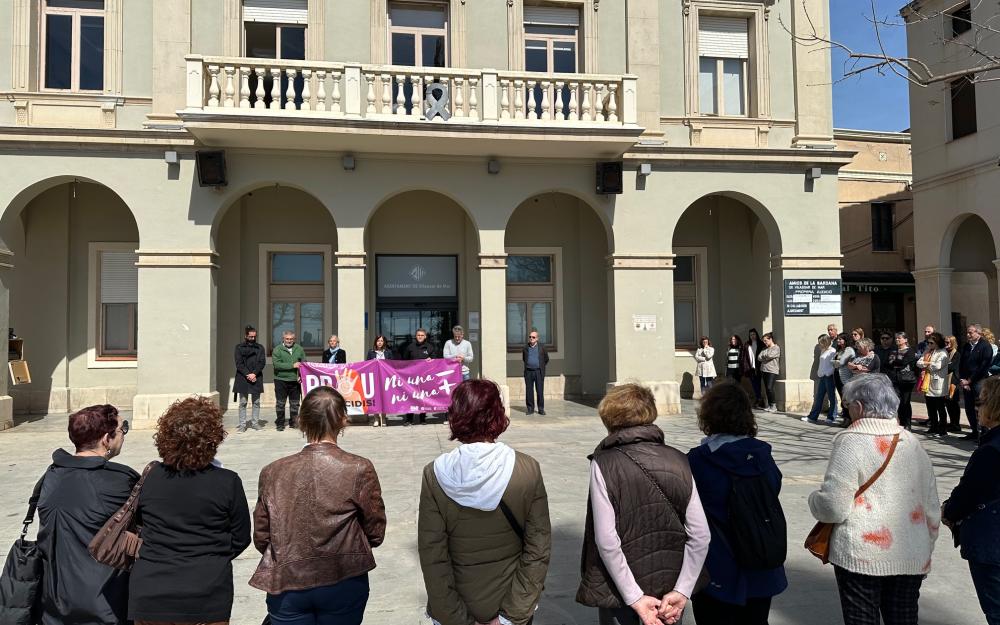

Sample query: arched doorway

[214,185,337,409]
[505,191,611,402]
[945,214,999,335]
[672,193,778,398]
[0,179,139,415]
[365,191,479,361]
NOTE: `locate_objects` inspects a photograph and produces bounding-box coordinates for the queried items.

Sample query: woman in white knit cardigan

[808,374,940,625]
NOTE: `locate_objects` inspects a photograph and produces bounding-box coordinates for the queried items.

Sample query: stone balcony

[179,55,642,158]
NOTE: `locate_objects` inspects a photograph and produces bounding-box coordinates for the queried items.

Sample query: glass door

[377,308,458,357]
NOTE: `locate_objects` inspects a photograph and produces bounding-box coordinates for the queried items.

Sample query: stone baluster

[364,72,376,114]
[331,69,342,114]
[454,77,465,118]
[395,74,406,116]
[500,79,511,119]
[540,81,551,121]
[207,65,221,107]
[380,74,391,114]
[554,80,565,121]
[269,67,281,109]
[301,69,312,110]
[568,82,579,121]
[315,70,327,111]
[581,82,593,121]
[223,65,236,107]
[468,77,479,121]
[526,80,538,120]
[410,75,423,118]
[514,80,525,119]
[238,67,251,108]
[607,83,619,122]
[594,83,607,122]
[253,67,266,109]
[285,69,297,109]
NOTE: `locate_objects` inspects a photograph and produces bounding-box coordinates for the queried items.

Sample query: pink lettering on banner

[300,359,463,415]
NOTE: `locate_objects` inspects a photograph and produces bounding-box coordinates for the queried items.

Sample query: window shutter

[243,0,308,24]
[698,16,749,59]
[101,251,138,304]
[524,6,580,26]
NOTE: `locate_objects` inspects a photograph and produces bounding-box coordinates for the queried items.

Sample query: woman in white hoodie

[418,379,551,625]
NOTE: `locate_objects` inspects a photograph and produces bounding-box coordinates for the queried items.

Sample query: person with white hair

[808,374,940,625]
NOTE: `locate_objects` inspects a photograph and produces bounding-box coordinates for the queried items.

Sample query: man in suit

[959,323,994,439]
[522,330,549,415]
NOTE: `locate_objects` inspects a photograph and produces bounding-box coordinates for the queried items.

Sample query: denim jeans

[807,375,837,421]
[970,561,1000,625]
[237,393,260,426]
[266,574,369,625]
[699,376,715,392]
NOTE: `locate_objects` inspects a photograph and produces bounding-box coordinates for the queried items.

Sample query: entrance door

[871,293,905,339]
[377,308,458,357]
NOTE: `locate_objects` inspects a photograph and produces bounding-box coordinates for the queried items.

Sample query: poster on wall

[376,255,457,299]
[783,279,843,316]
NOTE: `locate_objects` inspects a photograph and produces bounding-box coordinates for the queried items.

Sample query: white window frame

[698,56,749,117]
[506,246,564,361]
[387,0,450,67]
[40,0,106,93]
[523,6,581,73]
[673,247,709,354]
[87,242,138,369]
[244,22,308,59]
[257,244,333,360]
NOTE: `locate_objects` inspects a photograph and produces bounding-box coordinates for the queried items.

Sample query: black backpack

[722,473,787,570]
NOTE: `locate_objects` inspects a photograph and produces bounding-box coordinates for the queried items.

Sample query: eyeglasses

[529,335,538,339]
[118,420,129,436]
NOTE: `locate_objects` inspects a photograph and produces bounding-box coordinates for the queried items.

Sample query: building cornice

[623,146,855,167]
[837,169,913,184]
[0,126,195,151]
[833,128,911,144]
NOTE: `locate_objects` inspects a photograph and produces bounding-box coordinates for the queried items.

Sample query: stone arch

[364,187,483,249]
[940,212,998,270]
[210,181,337,252]
[505,188,614,253]
[669,190,783,255]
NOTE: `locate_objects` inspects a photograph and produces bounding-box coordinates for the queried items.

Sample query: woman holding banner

[365,335,396,427]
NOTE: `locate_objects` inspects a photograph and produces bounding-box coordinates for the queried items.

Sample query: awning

[841,272,915,294]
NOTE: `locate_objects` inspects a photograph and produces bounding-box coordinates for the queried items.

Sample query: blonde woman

[945,336,963,433]
[984,328,1000,359]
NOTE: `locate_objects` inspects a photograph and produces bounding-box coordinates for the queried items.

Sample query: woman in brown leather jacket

[250,386,386,625]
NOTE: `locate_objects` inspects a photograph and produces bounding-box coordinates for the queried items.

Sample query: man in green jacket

[273,330,306,432]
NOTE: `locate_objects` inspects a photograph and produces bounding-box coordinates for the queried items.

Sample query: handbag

[805,433,899,564]
[0,468,50,625]
[88,461,157,571]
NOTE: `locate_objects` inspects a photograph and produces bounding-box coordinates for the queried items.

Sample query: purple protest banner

[299,359,462,416]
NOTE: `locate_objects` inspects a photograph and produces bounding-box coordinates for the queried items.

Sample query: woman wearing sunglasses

[36,404,138,625]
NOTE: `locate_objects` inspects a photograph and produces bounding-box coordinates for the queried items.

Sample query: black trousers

[762,372,778,406]
[834,566,922,625]
[598,607,680,625]
[895,383,915,428]
[926,396,948,433]
[524,368,544,411]
[946,393,962,429]
[964,380,984,434]
[274,379,301,426]
[726,368,742,383]
[692,592,772,625]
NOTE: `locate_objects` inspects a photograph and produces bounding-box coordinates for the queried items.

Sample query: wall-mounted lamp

[342,155,356,171]
[164,150,179,164]
[487,159,501,175]
[805,167,822,180]
[638,162,652,177]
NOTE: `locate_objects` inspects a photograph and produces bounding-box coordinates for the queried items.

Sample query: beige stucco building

[0,0,852,429]
[903,0,1000,341]
[834,129,916,340]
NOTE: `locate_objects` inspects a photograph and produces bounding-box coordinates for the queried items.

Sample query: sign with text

[784,279,843,316]
[376,255,457,299]
[300,359,462,415]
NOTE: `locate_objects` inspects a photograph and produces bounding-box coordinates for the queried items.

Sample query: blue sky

[830,1,911,131]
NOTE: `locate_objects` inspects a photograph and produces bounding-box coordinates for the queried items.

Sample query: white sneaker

[767,405,778,413]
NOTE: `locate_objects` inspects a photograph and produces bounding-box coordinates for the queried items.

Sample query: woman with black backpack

[687,380,787,625]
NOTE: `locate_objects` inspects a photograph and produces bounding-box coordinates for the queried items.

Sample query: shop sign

[377,255,457,298]
[784,279,843,316]
[842,283,914,294]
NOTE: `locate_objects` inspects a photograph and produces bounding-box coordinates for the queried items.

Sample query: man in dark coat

[403,328,436,425]
[959,323,994,439]
[522,330,549,415]
[234,325,266,433]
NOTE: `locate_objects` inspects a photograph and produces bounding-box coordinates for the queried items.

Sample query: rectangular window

[523,6,580,119]
[43,0,105,91]
[268,252,325,352]
[871,203,895,252]
[697,15,749,116]
[950,76,977,140]
[506,254,556,350]
[244,0,307,108]
[389,2,448,67]
[99,250,137,358]
[950,3,972,37]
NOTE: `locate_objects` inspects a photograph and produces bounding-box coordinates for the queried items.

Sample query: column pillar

[790,0,835,148]
[148,0,192,124]
[132,250,219,428]
[770,255,843,412]
[336,251,366,361]
[479,253,510,411]
[0,249,14,430]
[912,267,953,335]
[606,254,680,415]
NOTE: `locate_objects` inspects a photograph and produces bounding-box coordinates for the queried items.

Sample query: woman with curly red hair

[128,397,251,625]
[418,379,551,625]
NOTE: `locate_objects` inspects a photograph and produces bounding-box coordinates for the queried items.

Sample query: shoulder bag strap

[498,500,525,543]
[854,433,900,499]
[113,461,157,523]
[615,448,686,522]
[21,465,52,538]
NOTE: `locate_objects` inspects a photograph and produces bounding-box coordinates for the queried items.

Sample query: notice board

[783,279,843,316]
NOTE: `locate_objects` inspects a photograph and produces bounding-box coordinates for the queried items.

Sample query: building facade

[834,129,916,340]
[0,0,850,429]
[903,0,1000,341]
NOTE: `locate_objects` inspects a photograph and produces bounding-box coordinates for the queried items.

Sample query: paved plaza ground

[0,400,985,625]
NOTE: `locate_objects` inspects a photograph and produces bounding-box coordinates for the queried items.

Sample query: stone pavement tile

[0,401,986,625]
